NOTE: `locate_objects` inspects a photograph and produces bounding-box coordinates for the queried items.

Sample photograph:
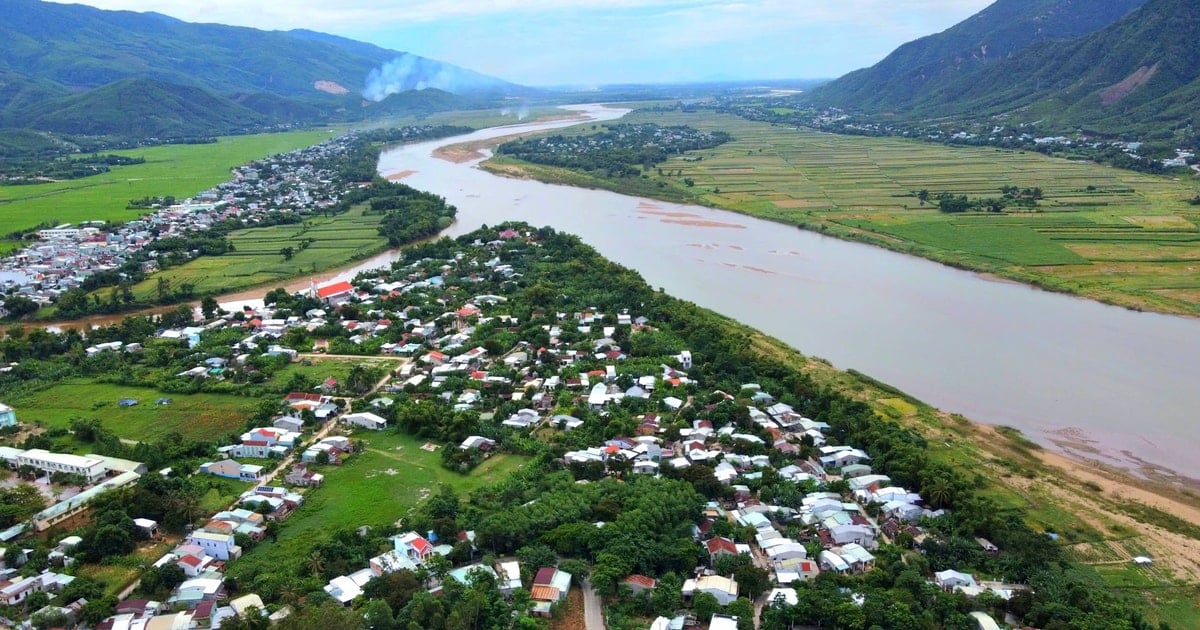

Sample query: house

[531,567,572,615]
[683,575,738,605]
[201,460,263,482]
[315,280,355,305]
[284,463,324,487]
[496,560,522,595]
[272,416,305,433]
[370,550,418,576]
[705,537,739,563]
[459,436,496,451]
[392,532,435,563]
[0,403,16,428]
[935,569,978,591]
[185,531,241,561]
[709,614,739,630]
[622,574,656,594]
[344,412,388,431]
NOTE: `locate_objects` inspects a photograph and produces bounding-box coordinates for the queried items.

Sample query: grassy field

[0,129,341,238]
[119,204,388,301]
[487,110,1200,316]
[228,430,526,581]
[8,378,262,442]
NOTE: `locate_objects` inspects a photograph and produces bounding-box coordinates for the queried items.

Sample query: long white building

[16,449,107,482]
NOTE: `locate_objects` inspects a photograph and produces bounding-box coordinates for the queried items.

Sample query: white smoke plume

[363,54,467,101]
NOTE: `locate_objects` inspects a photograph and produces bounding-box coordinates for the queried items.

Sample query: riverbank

[480,109,1200,319]
[739,326,1200,625]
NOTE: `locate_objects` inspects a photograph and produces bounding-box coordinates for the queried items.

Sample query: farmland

[120,204,388,300]
[227,430,526,581]
[7,378,262,443]
[487,110,1200,316]
[0,128,340,242]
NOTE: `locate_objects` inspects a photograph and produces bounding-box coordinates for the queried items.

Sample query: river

[367,104,1200,479]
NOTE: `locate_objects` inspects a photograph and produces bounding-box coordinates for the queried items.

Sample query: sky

[50,0,996,86]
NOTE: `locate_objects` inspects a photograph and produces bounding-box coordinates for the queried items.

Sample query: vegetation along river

[373,104,1200,479]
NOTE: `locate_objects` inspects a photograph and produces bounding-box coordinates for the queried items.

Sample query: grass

[227,431,526,580]
[0,129,341,237]
[486,109,1200,316]
[119,204,389,301]
[9,378,262,442]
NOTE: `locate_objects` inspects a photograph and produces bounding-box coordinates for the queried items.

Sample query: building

[344,412,388,431]
[0,403,15,428]
[315,280,355,305]
[201,460,263,482]
[531,567,573,615]
[185,531,241,561]
[17,449,107,482]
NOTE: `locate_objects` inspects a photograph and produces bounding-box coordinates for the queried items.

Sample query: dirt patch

[1100,63,1159,105]
[1122,215,1196,229]
[974,423,1200,582]
[385,170,417,181]
[550,587,585,630]
[313,80,350,95]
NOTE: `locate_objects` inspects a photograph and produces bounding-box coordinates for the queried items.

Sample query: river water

[371,104,1200,479]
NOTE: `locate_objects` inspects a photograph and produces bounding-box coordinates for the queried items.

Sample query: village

[0,124,457,314]
[0,225,1035,630]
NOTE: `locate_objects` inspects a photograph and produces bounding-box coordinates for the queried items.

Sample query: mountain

[0,0,525,139]
[807,0,1147,112]
[30,78,269,138]
[918,0,1200,134]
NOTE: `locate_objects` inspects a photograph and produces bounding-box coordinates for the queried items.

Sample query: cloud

[46,0,994,84]
[50,0,992,32]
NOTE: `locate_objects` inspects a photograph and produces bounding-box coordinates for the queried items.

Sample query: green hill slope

[29,78,268,138]
[807,0,1147,110]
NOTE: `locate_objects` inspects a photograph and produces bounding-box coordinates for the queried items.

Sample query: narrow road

[582,579,605,630]
[231,360,400,503]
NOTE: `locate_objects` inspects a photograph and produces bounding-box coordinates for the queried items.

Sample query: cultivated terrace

[0,223,1166,629]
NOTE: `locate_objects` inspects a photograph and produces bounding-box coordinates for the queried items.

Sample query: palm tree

[306,551,326,578]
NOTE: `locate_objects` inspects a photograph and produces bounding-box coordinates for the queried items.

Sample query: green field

[8,378,262,442]
[228,431,526,581]
[116,203,389,301]
[0,129,340,237]
[490,109,1200,316]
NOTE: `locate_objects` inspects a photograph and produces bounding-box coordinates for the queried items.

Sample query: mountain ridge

[0,0,526,139]
[804,0,1159,131]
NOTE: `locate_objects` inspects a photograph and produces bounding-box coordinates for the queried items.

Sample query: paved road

[582,579,605,630]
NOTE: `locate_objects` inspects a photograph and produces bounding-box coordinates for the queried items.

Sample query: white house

[343,412,388,431]
[185,530,241,561]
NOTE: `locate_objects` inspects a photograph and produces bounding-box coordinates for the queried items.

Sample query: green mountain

[807,0,1147,114]
[0,0,526,139]
[915,0,1200,134]
[29,78,269,138]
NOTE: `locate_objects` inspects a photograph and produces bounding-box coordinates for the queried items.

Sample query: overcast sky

[50,0,995,86]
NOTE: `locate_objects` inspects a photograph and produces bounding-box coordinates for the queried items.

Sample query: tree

[694,592,720,621]
[280,246,296,261]
[3,296,38,318]
[201,296,221,320]
[155,276,171,303]
[363,599,397,630]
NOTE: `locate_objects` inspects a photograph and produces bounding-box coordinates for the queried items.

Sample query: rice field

[0,129,341,237]
[123,204,388,299]
[518,110,1200,315]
